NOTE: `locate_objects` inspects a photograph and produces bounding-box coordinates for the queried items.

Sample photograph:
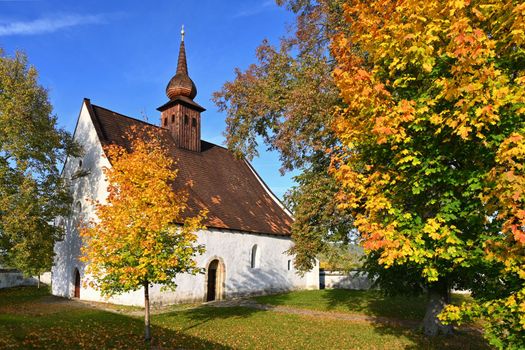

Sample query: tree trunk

[422,281,453,336]
[144,281,151,343]
[37,274,40,289]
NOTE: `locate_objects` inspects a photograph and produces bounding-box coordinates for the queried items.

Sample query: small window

[184,115,189,125]
[287,260,292,271]
[171,114,175,123]
[72,158,89,180]
[192,118,197,127]
[251,245,259,268]
[163,118,167,127]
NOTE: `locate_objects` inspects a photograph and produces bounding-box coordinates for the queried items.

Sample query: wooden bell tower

[157,26,205,152]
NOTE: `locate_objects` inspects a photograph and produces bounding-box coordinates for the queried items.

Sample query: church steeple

[166,26,197,100]
[158,26,205,152]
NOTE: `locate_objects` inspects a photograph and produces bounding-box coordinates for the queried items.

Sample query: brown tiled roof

[84,99,293,236]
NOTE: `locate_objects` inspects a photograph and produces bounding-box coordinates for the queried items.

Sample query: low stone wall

[320,270,374,290]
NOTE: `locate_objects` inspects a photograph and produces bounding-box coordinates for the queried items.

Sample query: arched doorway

[73,268,80,298]
[206,259,224,302]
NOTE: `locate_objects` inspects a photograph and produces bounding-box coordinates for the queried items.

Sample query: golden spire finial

[181,25,185,42]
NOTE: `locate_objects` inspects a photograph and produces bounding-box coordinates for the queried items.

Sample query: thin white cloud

[0,14,106,36]
[232,0,276,18]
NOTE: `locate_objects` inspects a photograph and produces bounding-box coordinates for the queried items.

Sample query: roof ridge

[80,99,293,236]
[91,103,161,129]
[91,102,227,150]
[85,99,109,142]
[200,139,229,151]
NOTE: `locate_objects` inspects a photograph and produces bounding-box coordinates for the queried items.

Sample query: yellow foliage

[80,126,206,295]
[330,0,525,287]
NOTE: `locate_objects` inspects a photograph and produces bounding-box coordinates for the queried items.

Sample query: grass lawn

[0,286,490,349]
[254,289,472,321]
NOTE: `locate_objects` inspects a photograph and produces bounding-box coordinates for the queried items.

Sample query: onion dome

[166,26,197,100]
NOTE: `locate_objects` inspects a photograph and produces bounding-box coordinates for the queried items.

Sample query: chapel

[51,30,319,305]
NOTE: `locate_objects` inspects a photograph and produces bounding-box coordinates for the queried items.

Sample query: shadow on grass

[157,304,261,332]
[255,288,427,320]
[364,319,490,350]
[321,288,427,320]
[319,289,490,350]
[2,286,490,349]
[0,286,233,350]
[255,288,490,350]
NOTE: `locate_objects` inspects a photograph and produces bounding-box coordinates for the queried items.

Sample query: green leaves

[332,0,525,347]
[0,49,79,276]
[214,1,352,272]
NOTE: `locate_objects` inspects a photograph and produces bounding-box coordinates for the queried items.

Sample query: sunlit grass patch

[254,289,476,322]
[254,289,429,320]
[0,286,489,349]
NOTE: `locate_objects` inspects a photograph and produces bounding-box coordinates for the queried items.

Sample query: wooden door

[74,269,80,298]
[207,265,217,301]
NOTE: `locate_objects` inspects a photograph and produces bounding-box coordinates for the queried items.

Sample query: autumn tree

[0,49,79,278]
[80,126,206,342]
[214,0,356,271]
[331,0,525,344]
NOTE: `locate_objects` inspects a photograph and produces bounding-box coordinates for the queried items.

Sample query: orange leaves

[80,125,206,296]
[512,227,525,244]
[330,0,525,286]
[487,131,525,248]
[334,0,524,145]
[331,1,525,345]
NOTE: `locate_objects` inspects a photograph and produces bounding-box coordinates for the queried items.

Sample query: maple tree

[0,49,79,278]
[331,0,525,345]
[80,126,206,342]
[214,0,356,271]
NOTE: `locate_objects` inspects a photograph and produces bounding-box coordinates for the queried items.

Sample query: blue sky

[0,0,298,199]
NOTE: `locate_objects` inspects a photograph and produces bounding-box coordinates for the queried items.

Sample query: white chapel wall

[146,228,320,306]
[52,102,111,298]
[77,227,319,306]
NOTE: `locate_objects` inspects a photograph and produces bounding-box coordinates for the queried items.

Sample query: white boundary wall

[0,270,51,289]
[320,270,373,290]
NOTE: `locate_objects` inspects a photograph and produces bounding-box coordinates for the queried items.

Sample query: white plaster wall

[52,101,111,299]
[39,272,52,285]
[78,228,319,306]
[148,228,319,306]
[0,267,50,288]
[52,100,319,306]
